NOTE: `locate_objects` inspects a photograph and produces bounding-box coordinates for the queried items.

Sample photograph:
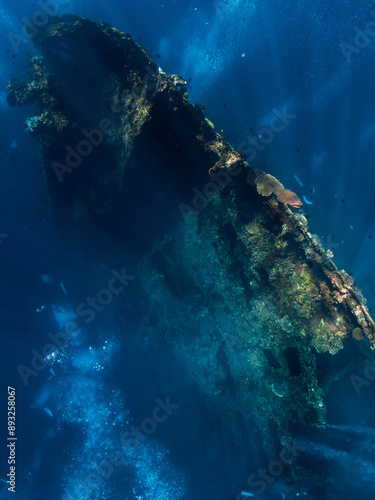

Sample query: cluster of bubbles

[32,302,187,499]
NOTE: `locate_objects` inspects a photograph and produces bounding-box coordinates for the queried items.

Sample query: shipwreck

[7,14,375,497]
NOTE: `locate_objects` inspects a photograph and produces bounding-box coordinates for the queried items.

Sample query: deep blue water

[1,1,375,499]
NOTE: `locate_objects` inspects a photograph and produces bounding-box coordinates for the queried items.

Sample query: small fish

[44,407,53,418]
[294,174,304,187]
[342,199,347,204]
[350,225,354,231]
[296,148,301,152]
[240,492,254,498]
[60,281,68,295]
[369,235,372,239]
[303,195,313,205]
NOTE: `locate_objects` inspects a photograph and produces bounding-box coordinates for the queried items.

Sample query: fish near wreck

[7,14,375,493]
[276,188,303,208]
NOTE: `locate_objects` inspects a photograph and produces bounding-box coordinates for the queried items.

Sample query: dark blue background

[1,1,375,499]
